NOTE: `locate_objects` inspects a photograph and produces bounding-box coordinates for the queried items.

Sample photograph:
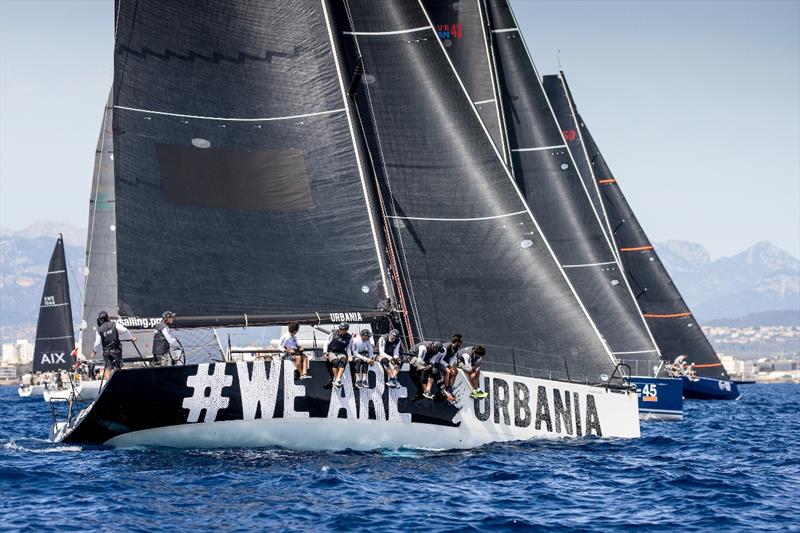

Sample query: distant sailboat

[52,0,639,449]
[18,235,75,398]
[542,70,739,401]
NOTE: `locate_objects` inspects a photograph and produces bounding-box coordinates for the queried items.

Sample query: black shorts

[103,351,122,370]
[421,365,441,382]
[329,353,348,369]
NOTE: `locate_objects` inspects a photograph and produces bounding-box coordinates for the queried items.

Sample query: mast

[33,235,75,372]
[559,76,729,380]
[326,0,619,382]
[480,0,661,363]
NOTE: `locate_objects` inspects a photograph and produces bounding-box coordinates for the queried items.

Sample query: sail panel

[330,0,616,381]
[422,0,505,156]
[81,96,118,357]
[112,0,385,317]
[575,113,728,379]
[33,237,75,372]
[483,0,660,357]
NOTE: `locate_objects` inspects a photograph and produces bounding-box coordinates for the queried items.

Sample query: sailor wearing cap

[377,329,403,389]
[323,322,355,389]
[152,311,180,367]
[413,340,445,400]
[351,329,375,389]
[92,310,133,380]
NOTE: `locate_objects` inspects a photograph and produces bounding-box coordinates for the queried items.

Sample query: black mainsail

[33,236,75,373]
[330,0,616,381]
[80,94,119,357]
[112,0,389,318]
[544,71,729,380]
[474,0,661,362]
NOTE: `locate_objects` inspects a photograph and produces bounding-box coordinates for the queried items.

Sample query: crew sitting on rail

[92,310,133,381]
[352,329,375,389]
[440,334,463,401]
[152,311,180,366]
[413,340,445,400]
[323,322,355,389]
[459,345,488,399]
[280,321,310,380]
[377,329,403,389]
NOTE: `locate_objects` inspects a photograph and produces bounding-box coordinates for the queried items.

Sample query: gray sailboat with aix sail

[542,70,739,401]
[52,0,639,449]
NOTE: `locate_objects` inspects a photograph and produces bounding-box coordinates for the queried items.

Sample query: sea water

[0,384,797,531]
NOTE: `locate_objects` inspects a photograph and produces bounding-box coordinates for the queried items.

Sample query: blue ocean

[0,384,797,531]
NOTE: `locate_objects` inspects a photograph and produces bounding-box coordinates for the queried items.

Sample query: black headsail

[547,71,728,380]
[327,0,616,382]
[420,0,508,162]
[112,0,389,319]
[33,236,75,372]
[80,93,118,357]
[480,0,661,362]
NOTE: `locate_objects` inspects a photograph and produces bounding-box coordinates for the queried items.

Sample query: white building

[1,340,35,365]
[1,344,16,364]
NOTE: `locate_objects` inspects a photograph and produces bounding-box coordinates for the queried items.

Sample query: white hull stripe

[40,303,70,308]
[512,144,567,152]
[473,98,496,105]
[388,210,527,222]
[491,28,519,33]
[561,261,617,269]
[47,270,66,274]
[114,105,345,123]
[344,26,430,36]
[613,349,660,355]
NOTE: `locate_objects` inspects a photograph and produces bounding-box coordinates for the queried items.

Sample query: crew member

[459,345,487,399]
[323,322,354,389]
[413,340,445,400]
[152,311,180,366]
[280,321,309,380]
[91,311,133,380]
[440,334,463,401]
[377,329,402,389]
[352,329,375,389]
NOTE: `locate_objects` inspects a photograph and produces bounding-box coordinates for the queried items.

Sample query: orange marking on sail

[642,312,692,318]
[693,363,722,368]
[598,178,616,184]
[619,246,654,252]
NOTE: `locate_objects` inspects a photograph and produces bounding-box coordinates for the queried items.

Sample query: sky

[0,0,798,259]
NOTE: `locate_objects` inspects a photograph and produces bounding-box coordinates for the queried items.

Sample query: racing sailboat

[18,236,76,398]
[51,0,639,449]
[423,0,683,419]
[542,70,739,401]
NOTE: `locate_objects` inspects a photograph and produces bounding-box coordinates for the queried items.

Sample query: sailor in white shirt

[413,341,444,400]
[458,345,488,399]
[351,329,375,389]
[279,321,309,380]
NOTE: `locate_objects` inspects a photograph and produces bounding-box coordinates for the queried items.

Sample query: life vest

[152,322,170,356]
[381,335,401,357]
[327,332,352,354]
[98,321,121,356]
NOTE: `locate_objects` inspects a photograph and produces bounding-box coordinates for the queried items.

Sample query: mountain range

[0,222,798,342]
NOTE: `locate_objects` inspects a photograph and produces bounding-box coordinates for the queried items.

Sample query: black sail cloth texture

[547,72,729,380]
[329,0,616,382]
[33,237,75,372]
[483,0,660,360]
[81,93,119,357]
[421,0,506,161]
[112,0,386,317]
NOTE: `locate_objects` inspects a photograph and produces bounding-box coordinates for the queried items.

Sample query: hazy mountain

[655,240,800,321]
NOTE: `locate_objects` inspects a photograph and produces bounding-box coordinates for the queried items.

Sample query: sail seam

[113,105,346,122]
[473,98,496,105]
[343,26,430,36]
[387,211,526,222]
[561,261,617,269]
[612,349,659,355]
[511,144,566,152]
[47,270,67,274]
[620,245,654,252]
[41,303,70,308]
[643,312,692,318]
[491,28,518,33]
[36,335,75,341]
